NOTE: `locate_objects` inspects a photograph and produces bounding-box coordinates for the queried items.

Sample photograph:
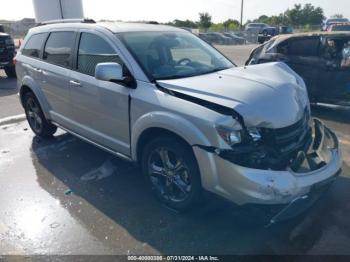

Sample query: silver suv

[16,21,341,218]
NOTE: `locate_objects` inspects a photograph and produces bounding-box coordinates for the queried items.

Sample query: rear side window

[43,32,76,68]
[288,38,320,57]
[77,33,123,76]
[22,33,47,58]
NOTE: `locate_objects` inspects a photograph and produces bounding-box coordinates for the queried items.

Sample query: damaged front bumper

[193,119,342,215]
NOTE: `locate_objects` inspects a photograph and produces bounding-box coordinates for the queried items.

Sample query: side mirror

[95,62,136,88]
[95,62,124,82]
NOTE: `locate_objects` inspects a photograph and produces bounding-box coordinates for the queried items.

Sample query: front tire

[141,136,202,211]
[23,92,57,138]
[4,66,16,78]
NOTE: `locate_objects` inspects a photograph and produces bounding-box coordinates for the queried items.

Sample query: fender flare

[20,76,51,119]
[131,111,212,161]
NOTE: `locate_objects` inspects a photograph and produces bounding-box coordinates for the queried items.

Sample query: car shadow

[30,132,350,255]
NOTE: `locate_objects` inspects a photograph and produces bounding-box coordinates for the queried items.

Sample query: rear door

[68,31,132,156]
[41,31,77,125]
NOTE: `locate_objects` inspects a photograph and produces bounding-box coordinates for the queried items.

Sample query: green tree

[331,14,344,19]
[198,12,212,32]
[209,23,225,32]
[223,19,241,31]
[285,3,325,26]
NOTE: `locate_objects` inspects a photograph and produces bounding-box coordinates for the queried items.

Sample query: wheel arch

[20,76,51,119]
[132,111,212,163]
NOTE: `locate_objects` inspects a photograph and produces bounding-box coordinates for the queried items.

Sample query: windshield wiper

[155,67,232,81]
[201,66,232,75]
[156,73,198,81]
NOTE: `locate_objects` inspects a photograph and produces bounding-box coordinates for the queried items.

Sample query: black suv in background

[0,32,16,78]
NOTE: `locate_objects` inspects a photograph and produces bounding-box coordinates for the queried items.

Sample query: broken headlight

[247,127,262,142]
[216,126,242,146]
[216,126,262,146]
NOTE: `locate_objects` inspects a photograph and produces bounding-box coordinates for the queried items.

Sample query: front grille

[261,109,312,158]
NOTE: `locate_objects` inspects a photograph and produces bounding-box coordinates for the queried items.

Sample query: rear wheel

[4,65,16,78]
[23,92,57,138]
[141,136,202,211]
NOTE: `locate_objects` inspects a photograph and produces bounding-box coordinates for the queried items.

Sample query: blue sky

[1,0,349,22]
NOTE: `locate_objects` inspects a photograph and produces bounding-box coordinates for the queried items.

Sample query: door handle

[33,67,42,73]
[69,80,82,87]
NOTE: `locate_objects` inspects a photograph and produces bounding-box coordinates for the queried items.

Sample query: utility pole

[240,0,244,30]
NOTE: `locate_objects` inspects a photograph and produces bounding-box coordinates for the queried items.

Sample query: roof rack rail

[40,18,96,25]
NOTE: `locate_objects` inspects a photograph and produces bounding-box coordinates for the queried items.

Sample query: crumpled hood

[157,62,309,129]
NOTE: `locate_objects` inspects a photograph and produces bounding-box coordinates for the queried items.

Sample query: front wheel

[141,137,202,211]
[23,92,57,138]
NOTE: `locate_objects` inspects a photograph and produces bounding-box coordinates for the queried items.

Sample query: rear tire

[141,136,202,211]
[4,66,16,78]
[23,92,57,138]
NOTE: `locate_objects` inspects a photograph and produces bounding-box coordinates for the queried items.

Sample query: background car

[328,23,350,32]
[322,18,349,31]
[222,33,246,45]
[245,23,277,36]
[199,32,233,45]
[246,32,350,106]
[278,26,293,34]
[0,32,16,77]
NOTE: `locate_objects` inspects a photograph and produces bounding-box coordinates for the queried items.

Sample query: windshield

[117,31,234,81]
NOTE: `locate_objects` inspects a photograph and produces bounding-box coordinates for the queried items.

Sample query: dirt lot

[1,45,350,256]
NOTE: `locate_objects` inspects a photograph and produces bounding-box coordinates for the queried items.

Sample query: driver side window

[170,40,212,66]
[77,33,123,77]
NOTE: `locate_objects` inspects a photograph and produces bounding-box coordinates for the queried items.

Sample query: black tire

[23,92,57,138]
[141,136,202,211]
[4,66,16,78]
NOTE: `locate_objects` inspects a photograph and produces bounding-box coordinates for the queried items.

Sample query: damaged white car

[16,21,342,222]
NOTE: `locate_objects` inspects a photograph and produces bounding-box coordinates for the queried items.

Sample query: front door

[317,37,350,105]
[69,32,132,156]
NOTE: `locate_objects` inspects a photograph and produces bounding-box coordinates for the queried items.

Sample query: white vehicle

[15,21,342,223]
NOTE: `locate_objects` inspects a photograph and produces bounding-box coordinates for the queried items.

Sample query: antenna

[59,0,64,19]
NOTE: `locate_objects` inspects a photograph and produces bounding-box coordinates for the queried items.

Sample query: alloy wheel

[148,147,192,203]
